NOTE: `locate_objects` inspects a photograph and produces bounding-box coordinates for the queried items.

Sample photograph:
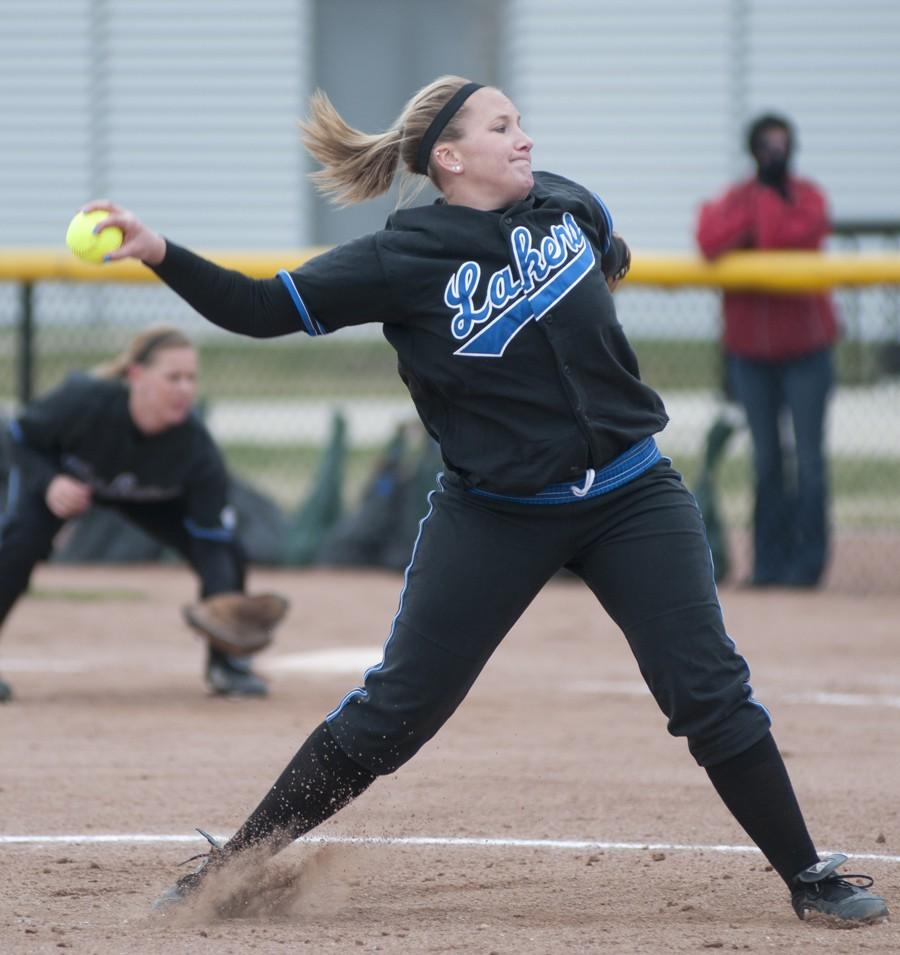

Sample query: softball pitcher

[88,77,886,924]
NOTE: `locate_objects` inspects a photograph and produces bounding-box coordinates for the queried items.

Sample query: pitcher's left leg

[569,466,857,906]
[572,465,770,764]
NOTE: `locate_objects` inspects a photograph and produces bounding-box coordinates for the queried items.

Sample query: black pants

[326,462,771,773]
[0,490,245,629]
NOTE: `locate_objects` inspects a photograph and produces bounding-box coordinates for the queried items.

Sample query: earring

[454,165,461,172]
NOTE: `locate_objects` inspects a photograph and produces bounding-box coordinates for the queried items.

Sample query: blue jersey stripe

[326,473,444,721]
[183,518,234,542]
[0,467,20,542]
[2,423,24,541]
[454,240,595,358]
[277,270,327,336]
[592,192,614,253]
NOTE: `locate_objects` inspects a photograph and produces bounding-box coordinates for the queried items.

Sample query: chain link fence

[1,271,899,593]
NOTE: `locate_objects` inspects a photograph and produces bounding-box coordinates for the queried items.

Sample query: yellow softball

[65,209,123,263]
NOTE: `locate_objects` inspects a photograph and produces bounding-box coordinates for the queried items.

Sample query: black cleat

[791,853,889,924]
[206,649,268,698]
[153,828,225,911]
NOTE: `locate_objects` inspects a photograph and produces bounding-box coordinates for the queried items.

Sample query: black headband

[414,82,484,175]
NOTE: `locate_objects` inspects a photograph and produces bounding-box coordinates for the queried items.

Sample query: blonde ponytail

[299,75,475,206]
[92,324,193,380]
[299,90,404,206]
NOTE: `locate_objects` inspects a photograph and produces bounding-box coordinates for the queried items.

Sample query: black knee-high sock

[224,721,376,857]
[705,732,818,886]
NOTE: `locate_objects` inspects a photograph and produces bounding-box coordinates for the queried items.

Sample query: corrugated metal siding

[745,2,900,225]
[503,1,736,252]
[312,0,503,246]
[2,1,897,253]
[504,0,900,251]
[103,0,312,248]
[0,1,94,245]
[0,0,313,250]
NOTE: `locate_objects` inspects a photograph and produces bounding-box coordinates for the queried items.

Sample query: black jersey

[9,373,231,531]
[153,171,668,495]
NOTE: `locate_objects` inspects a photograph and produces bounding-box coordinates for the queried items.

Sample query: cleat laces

[810,871,875,894]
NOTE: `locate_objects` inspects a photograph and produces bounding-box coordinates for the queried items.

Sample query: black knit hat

[746,113,795,159]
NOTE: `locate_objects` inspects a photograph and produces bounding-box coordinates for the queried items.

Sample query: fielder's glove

[183,592,289,656]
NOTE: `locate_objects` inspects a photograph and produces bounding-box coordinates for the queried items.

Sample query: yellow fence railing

[2,246,899,594]
[1,249,900,291]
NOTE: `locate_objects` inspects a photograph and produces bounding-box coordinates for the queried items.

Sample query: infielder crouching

[0,325,286,701]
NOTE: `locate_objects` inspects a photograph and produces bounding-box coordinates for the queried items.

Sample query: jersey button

[563,363,572,375]
[504,217,513,225]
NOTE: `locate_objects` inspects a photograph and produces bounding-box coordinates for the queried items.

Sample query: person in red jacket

[696,113,838,588]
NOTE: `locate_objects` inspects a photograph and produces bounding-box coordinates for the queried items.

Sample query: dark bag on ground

[317,421,441,571]
[284,411,346,565]
[692,413,740,584]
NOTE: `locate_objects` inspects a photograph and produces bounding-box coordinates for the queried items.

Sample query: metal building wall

[4,1,897,253]
[2,0,95,246]
[503,0,900,252]
[745,1,900,226]
[312,0,503,246]
[502,1,736,252]
[1,0,313,250]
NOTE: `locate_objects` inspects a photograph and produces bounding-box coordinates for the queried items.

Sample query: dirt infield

[1,564,898,953]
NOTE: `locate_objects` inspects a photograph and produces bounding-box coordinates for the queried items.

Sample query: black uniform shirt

[153,171,668,496]
[10,373,230,529]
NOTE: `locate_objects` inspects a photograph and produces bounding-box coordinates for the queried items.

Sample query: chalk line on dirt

[2,833,899,865]
[7,653,900,712]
